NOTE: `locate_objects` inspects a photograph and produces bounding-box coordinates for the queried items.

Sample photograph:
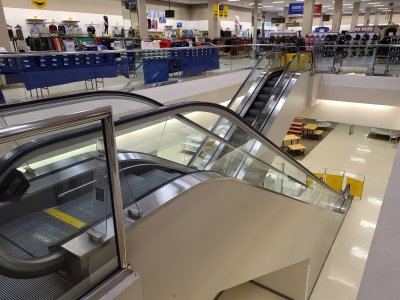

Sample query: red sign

[314,4,322,18]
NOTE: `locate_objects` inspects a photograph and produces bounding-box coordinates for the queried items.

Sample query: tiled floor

[301,124,398,300]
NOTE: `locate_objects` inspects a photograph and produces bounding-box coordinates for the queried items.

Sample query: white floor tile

[304,124,397,300]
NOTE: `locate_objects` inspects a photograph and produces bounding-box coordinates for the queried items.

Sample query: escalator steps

[0,212,77,258]
[0,272,72,300]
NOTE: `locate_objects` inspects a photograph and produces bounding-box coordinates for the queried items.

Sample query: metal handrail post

[102,113,128,269]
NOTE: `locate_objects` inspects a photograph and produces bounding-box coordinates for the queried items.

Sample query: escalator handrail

[227,50,285,110]
[251,53,300,129]
[251,50,314,131]
[0,91,164,118]
[117,101,343,198]
[186,51,285,168]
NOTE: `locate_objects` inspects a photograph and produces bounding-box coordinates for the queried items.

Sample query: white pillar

[388,8,394,24]
[252,0,259,44]
[302,0,315,36]
[332,0,343,33]
[364,7,371,26]
[351,1,361,30]
[283,6,289,31]
[136,0,148,39]
[208,0,220,39]
[0,1,11,51]
[373,10,380,27]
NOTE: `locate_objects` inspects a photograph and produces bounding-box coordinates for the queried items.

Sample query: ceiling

[160,0,400,14]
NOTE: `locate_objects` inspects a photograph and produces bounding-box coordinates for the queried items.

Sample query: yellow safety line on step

[44,207,87,229]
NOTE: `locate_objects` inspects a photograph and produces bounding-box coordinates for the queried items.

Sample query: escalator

[0,96,349,299]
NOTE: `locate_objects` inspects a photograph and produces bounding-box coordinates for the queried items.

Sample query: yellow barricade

[325,174,343,192]
[346,177,365,198]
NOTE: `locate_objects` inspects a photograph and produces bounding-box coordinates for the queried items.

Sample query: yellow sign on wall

[223,5,229,18]
[213,4,219,16]
[219,5,224,17]
[32,0,47,9]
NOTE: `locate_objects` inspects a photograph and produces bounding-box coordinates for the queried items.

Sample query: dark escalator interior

[242,73,281,126]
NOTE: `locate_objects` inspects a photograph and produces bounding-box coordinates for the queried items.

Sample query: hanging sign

[219,5,224,17]
[223,5,229,18]
[32,0,47,9]
[314,4,322,18]
[213,3,218,16]
[289,3,304,15]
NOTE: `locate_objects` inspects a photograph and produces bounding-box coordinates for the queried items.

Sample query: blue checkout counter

[143,47,220,84]
[0,52,135,91]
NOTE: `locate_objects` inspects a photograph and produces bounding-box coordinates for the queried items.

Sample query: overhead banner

[314,4,322,18]
[271,17,286,24]
[32,0,47,9]
[289,3,304,15]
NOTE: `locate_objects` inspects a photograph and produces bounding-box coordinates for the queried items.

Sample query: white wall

[125,177,343,300]
[317,74,400,107]
[264,72,312,145]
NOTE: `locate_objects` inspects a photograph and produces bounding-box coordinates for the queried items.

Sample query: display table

[287,144,306,156]
[303,124,318,136]
[282,134,301,147]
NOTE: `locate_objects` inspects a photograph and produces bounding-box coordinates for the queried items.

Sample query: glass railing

[0,44,278,105]
[0,106,126,299]
[114,102,345,212]
[0,91,164,159]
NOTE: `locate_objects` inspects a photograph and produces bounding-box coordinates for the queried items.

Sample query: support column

[136,0,148,39]
[0,1,11,51]
[208,0,219,39]
[373,10,380,27]
[364,7,371,26]
[332,0,343,33]
[350,1,361,31]
[388,8,394,24]
[302,0,315,36]
[252,0,259,45]
[283,6,289,31]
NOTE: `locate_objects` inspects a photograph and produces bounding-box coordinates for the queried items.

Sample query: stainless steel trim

[102,113,128,269]
[0,106,112,143]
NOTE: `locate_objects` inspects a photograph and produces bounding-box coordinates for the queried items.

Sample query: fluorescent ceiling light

[273,1,285,3]
[228,0,240,2]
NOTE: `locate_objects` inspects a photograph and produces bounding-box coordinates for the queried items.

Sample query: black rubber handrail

[0,90,164,117]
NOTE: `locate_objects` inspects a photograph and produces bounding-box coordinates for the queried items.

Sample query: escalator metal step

[252,101,264,109]
[0,212,77,258]
[0,272,72,300]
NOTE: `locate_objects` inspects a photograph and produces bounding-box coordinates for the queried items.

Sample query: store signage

[289,3,304,15]
[223,5,229,18]
[271,17,286,24]
[219,5,224,17]
[213,3,218,16]
[314,4,322,18]
[32,0,46,9]
[315,26,330,33]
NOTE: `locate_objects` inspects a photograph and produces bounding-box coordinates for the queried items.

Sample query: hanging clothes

[15,26,24,40]
[87,26,96,36]
[49,24,58,34]
[58,24,66,36]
